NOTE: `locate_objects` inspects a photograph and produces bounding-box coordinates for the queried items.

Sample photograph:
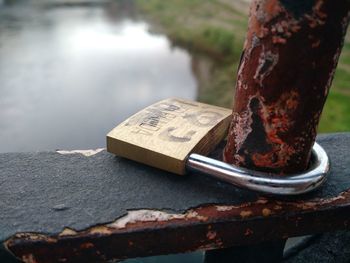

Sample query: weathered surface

[5,189,350,263]
[224,0,350,174]
[284,231,350,263]
[0,133,349,262]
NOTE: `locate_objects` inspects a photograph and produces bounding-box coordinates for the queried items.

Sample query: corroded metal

[224,0,350,174]
[5,189,350,263]
[1,134,350,262]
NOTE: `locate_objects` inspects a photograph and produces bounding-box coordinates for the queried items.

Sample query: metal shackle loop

[186,142,330,196]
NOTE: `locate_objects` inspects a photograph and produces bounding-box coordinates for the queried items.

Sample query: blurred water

[0,1,197,153]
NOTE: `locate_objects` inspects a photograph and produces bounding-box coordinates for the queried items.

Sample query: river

[0,0,197,153]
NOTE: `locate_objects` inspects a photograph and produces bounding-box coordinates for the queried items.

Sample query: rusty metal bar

[2,133,350,262]
[215,0,350,261]
[5,188,350,262]
[224,0,350,174]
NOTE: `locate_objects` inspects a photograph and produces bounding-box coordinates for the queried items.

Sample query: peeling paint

[59,228,77,237]
[88,225,112,235]
[56,148,105,157]
[256,198,269,205]
[225,0,350,174]
[216,206,233,212]
[229,111,253,153]
[240,210,253,218]
[107,210,193,229]
[5,188,350,263]
[254,49,279,86]
[226,90,302,171]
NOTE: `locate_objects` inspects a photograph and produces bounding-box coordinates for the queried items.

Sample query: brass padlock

[107,98,329,195]
[107,98,232,175]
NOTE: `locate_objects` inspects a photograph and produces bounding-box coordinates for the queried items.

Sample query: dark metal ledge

[1,133,350,262]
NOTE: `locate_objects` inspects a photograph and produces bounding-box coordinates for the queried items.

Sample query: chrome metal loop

[186,142,330,195]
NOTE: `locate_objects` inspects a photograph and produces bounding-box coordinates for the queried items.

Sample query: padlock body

[107,98,231,175]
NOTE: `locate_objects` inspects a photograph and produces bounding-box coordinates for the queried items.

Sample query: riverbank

[135,0,350,133]
[135,0,247,108]
[0,0,198,152]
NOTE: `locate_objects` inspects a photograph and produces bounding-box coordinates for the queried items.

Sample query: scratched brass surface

[107,98,232,174]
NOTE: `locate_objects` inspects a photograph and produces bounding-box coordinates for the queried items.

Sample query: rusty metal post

[207,0,350,262]
[224,0,350,174]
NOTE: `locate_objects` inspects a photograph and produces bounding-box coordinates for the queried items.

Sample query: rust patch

[272,36,287,44]
[206,231,217,240]
[225,0,350,174]
[240,210,253,218]
[244,228,254,236]
[226,90,303,172]
[5,189,350,263]
[253,91,300,167]
[80,242,94,249]
[262,208,272,217]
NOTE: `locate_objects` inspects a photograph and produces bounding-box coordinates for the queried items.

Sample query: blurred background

[0,0,349,154]
[1,0,348,262]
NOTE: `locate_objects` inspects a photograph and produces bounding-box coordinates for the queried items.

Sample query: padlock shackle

[186,142,329,195]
